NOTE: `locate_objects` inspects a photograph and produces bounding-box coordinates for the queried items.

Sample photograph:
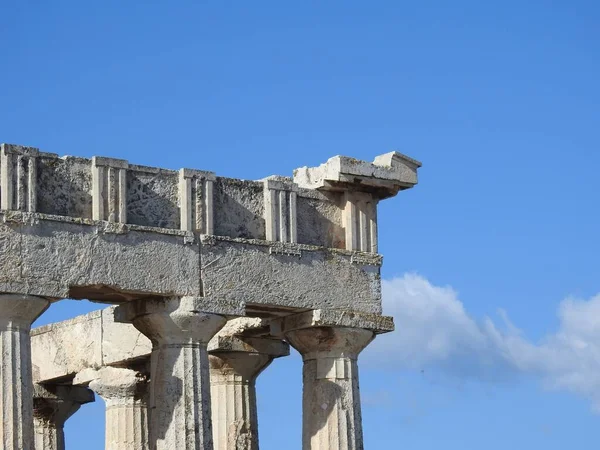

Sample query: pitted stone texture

[33,384,94,450]
[0,295,49,450]
[37,156,93,219]
[74,367,149,450]
[296,189,344,249]
[126,297,227,450]
[0,213,201,300]
[127,169,180,229]
[201,236,383,314]
[1,210,383,313]
[213,178,265,240]
[286,327,374,450]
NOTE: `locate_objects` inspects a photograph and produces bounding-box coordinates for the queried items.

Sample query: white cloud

[364,273,600,411]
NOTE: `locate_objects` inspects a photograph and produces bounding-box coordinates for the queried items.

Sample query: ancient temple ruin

[0,142,421,449]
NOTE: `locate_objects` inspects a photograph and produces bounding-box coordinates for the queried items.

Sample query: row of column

[1,294,380,450]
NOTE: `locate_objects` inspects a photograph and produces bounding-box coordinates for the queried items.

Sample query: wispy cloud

[365,273,600,411]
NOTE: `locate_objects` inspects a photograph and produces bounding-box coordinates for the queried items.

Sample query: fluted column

[124,297,227,450]
[277,310,394,450]
[33,384,94,450]
[0,294,49,450]
[74,367,149,450]
[208,335,289,450]
[287,327,372,450]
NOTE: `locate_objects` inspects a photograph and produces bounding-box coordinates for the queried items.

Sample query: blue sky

[2,1,599,448]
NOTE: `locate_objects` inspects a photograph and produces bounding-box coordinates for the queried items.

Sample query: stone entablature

[0,143,420,314]
[0,143,418,246]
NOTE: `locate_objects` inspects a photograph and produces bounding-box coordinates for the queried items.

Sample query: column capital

[119,298,231,449]
[116,297,234,345]
[0,294,49,326]
[208,317,289,379]
[33,384,94,450]
[278,311,387,449]
[209,336,289,380]
[74,367,150,450]
[33,384,94,426]
[208,319,290,450]
[273,309,393,360]
[273,309,394,336]
[74,367,147,405]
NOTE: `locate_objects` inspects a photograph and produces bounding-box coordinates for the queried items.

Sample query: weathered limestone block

[1,143,421,318]
[33,384,94,450]
[32,307,153,384]
[37,155,92,219]
[101,307,153,367]
[121,297,234,450]
[295,189,344,249]
[0,294,49,450]
[2,212,382,313]
[74,367,149,450]
[0,213,201,300]
[209,318,290,450]
[275,310,394,450]
[200,236,383,314]
[32,310,103,383]
[213,178,265,240]
[126,164,180,229]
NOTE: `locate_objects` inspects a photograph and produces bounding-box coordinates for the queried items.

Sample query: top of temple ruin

[0,141,420,310]
[293,151,421,199]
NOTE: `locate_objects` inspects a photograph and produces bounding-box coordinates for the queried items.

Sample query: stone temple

[0,143,421,449]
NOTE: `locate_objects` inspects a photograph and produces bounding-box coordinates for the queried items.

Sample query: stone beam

[32,307,152,383]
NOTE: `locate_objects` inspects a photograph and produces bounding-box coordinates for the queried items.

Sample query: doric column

[276,310,394,450]
[121,297,228,450]
[208,323,289,450]
[33,384,94,450]
[74,367,149,450]
[0,294,49,450]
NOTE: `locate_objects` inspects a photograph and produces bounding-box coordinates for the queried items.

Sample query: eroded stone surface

[200,236,383,314]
